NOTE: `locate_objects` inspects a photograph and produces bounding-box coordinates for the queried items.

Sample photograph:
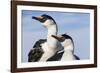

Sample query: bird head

[52,34,73,48]
[32,14,56,28]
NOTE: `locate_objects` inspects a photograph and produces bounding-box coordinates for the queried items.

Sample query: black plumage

[28,39,80,62]
[28,39,64,62]
[74,55,80,60]
[28,39,46,62]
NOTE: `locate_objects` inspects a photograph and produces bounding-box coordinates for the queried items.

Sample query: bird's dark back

[74,55,80,60]
[28,39,46,62]
[33,39,46,48]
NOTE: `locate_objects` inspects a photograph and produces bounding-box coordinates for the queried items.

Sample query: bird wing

[28,39,46,62]
[74,55,80,60]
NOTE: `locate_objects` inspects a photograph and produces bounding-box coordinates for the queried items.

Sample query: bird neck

[39,24,59,61]
[63,43,74,52]
[61,45,74,61]
[47,25,58,37]
[61,50,74,61]
[46,24,60,52]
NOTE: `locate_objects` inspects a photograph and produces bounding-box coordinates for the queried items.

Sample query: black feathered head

[32,14,56,24]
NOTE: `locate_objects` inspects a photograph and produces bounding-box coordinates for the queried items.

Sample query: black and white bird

[51,34,80,61]
[28,14,63,62]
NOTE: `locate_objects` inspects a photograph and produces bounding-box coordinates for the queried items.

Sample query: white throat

[62,40,74,51]
[42,20,59,49]
[46,23,60,51]
[47,25,58,37]
[39,20,63,61]
[61,41,75,61]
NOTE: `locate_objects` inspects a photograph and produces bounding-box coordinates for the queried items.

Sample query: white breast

[39,42,57,61]
[61,50,75,61]
[60,43,75,61]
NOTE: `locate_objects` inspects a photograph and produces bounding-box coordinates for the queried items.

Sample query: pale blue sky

[21,10,90,62]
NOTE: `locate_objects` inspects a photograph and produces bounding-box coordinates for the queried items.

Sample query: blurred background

[22,10,90,62]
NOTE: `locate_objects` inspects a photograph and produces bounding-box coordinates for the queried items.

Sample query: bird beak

[32,16,43,22]
[52,35,65,42]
